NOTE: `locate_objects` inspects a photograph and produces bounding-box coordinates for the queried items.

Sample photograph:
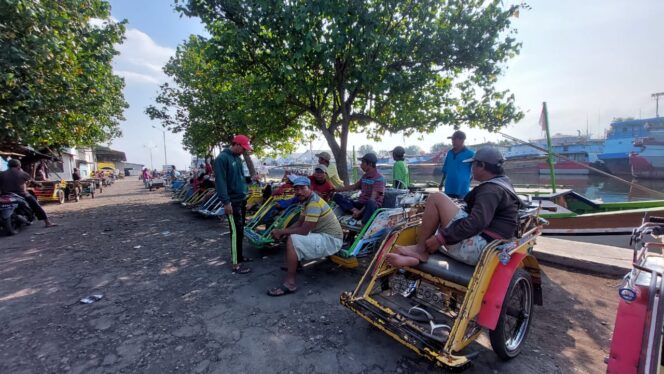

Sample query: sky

[106,0,664,168]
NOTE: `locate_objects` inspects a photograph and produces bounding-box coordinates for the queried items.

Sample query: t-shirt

[442,147,474,197]
[302,193,343,239]
[356,168,385,207]
[0,168,31,195]
[326,163,344,189]
[392,160,409,189]
[441,176,520,245]
[308,176,335,201]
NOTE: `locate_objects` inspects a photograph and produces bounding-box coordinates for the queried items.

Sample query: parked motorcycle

[0,193,35,235]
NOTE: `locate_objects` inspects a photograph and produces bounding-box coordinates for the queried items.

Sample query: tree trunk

[242,151,256,177]
[320,123,349,184]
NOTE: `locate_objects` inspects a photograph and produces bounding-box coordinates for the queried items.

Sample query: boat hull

[630,145,664,180]
[541,206,664,235]
[537,160,590,175]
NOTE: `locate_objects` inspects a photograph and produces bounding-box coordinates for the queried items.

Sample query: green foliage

[405,145,423,156]
[0,0,128,148]
[145,35,304,160]
[177,0,524,182]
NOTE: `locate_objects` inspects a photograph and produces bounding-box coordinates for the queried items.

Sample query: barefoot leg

[416,192,460,251]
[386,253,421,268]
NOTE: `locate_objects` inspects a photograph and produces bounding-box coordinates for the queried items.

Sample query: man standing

[268,176,343,296]
[314,151,344,189]
[439,130,474,198]
[214,134,253,274]
[0,159,57,227]
[333,153,385,225]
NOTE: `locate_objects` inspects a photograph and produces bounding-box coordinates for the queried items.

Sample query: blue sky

[107,0,664,168]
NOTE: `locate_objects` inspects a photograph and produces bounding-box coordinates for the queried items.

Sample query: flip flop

[232,265,252,274]
[267,284,297,297]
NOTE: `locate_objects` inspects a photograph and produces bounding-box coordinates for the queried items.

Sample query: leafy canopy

[0,0,128,148]
[178,0,523,182]
[146,35,305,159]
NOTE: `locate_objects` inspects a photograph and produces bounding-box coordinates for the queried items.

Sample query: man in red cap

[214,134,253,274]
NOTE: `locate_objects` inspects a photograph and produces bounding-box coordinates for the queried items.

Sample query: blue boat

[597,117,660,175]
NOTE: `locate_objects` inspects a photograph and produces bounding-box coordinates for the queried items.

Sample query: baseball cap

[314,164,328,173]
[315,151,331,162]
[447,130,466,140]
[232,134,253,152]
[287,174,311,187]
[358,152,378,164]
[463,147,505,165]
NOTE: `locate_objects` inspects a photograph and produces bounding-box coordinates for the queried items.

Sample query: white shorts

[290,233,343,261]
[440,210,488,266]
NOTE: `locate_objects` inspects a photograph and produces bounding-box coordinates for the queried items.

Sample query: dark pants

[20,193,47,221]
[228,200,247,265]
[333,194,379,225]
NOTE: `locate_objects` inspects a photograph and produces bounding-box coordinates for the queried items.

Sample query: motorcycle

[0,193,35,235]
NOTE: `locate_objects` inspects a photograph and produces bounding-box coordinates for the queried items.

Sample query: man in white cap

[268,175,343,296]
[387,147,522,267]
[314,151,344,189]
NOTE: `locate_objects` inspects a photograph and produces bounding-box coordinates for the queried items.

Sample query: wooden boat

[530,190,664,235]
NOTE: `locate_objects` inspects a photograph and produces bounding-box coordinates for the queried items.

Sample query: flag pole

[542,102,557,192]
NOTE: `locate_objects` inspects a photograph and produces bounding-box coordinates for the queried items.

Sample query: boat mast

[542,102,557,192]
[652,92,664,117]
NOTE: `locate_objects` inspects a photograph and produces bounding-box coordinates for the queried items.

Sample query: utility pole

[652,92,664,117]
[152,125,167,166]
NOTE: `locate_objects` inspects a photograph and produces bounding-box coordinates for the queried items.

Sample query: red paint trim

[477,252,526,330]
[607,286,648,374]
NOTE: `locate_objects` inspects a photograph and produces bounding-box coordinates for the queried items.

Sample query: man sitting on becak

[268,176,343,296]
[333,152,385,225]
[386,147,522,268]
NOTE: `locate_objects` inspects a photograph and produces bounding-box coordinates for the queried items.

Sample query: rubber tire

[489,268,534,360]
[57,190,65,204]
[2,217,18,236]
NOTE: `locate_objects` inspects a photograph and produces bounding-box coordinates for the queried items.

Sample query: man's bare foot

[393,244,429,262]
[385,253,421,268]
[44,221,58,228]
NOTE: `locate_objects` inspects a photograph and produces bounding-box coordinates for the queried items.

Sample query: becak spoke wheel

[489,268,534,360]
[57,190,65,204]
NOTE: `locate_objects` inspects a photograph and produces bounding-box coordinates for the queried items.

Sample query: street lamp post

[143,144,156,170]
[152,125,167,166]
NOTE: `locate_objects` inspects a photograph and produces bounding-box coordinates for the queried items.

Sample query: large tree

[177,0,523,182]
[0,0,128,148]
[146,35,305,175]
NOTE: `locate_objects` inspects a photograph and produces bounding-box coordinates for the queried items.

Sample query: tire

[2,217,18,236]
[489,268,534,360]
[57,190,65,204]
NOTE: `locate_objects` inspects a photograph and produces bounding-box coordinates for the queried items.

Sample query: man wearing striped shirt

[268,176,343,296]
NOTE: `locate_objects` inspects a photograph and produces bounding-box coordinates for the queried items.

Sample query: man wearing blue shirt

[439,130,474,198]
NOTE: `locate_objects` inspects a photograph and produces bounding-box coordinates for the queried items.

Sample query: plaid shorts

[440,210,488,266]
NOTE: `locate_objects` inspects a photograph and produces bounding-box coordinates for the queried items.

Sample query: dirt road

[0,179,619,373]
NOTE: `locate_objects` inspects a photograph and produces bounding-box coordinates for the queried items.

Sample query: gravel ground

[0,179,620,373]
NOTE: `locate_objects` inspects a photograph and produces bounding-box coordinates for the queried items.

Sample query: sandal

[267,284,297,297]
[232,265,252,274]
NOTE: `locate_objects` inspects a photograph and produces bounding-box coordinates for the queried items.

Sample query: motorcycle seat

[415,252,475,286]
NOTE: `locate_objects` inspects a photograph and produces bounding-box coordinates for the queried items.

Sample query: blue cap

[287,175,310,187]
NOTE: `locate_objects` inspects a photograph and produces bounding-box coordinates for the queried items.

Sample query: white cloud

[113,28,175,86]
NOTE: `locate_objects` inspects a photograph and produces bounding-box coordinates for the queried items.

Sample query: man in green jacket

[214,134,252,274]
[391,146,410,189]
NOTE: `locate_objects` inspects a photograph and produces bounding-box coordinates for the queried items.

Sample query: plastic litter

[80,294,103,304]
[133,245,142,249]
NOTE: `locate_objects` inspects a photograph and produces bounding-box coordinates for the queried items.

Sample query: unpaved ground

[0,179,620,373]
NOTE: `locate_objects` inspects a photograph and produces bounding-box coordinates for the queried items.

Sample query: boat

[505,135,603,175]
[528,189,664,235]
[597,117,660,175]
[630,122,664,179]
